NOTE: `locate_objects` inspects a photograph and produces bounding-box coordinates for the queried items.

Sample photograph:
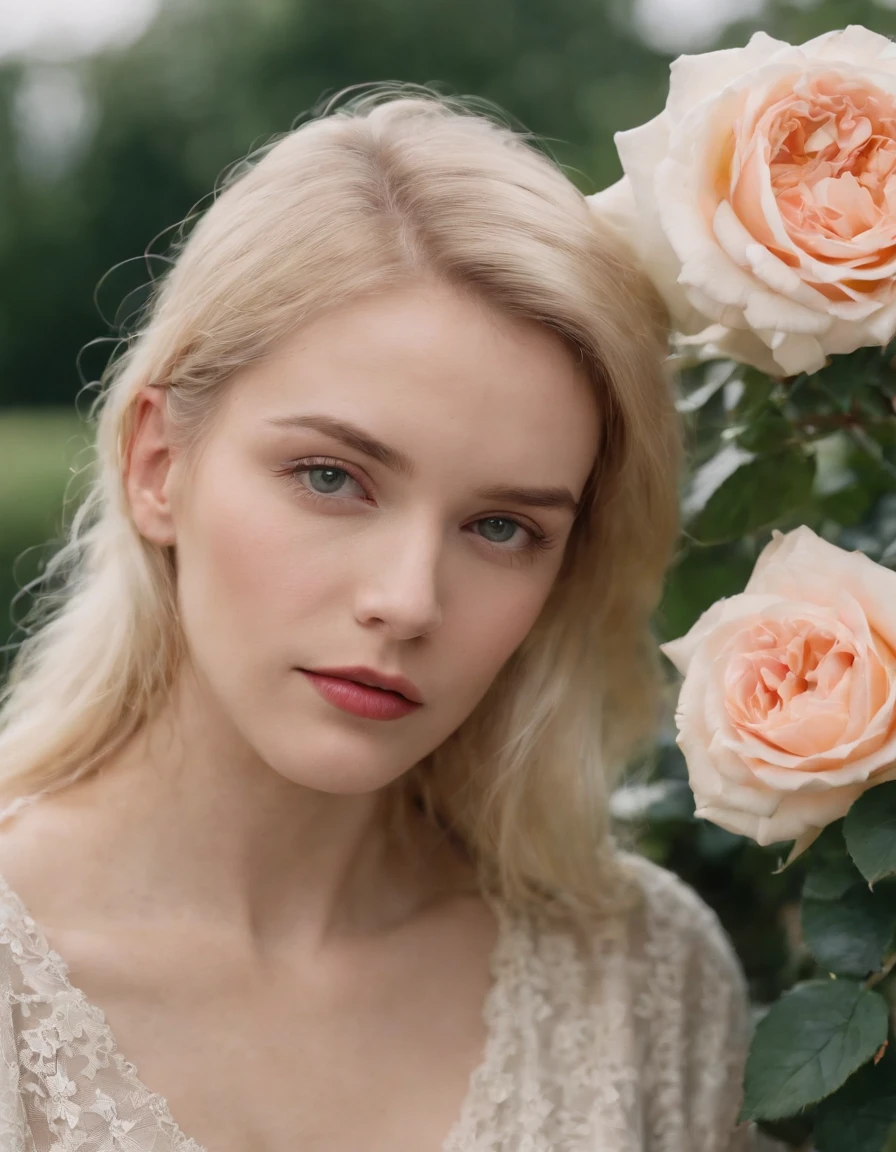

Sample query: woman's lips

[300,671,422,721]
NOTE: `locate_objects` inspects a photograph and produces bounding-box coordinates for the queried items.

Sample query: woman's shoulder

[498,848,751,1056]
[487,852,755,1148]
[515,849,746,996]
[613,849,748,989]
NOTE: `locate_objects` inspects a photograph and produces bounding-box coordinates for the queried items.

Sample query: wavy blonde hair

[0,88,682,916]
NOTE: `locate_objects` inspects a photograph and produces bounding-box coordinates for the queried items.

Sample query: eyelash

[281,456,557,563]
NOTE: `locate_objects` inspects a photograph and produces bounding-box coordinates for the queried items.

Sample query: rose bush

[596,23,896,1143]
[587,25,896,378]
[660,525,896,857]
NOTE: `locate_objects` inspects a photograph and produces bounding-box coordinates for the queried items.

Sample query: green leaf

[813,349,886,414]
[800,821,896,975]
[683,445,816,545]
[736,408,796,453]
[676,361,739,413]
[844,781,896,886]
[802,821,853,895]
[681,443,756,520]
[801,874,896,977]
[815,1044,896,1152]
[731,367,777,418]
[657,541,756,643]
[740,980,889,1121]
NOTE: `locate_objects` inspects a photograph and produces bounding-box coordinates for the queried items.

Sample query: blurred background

[1,4,894,1141]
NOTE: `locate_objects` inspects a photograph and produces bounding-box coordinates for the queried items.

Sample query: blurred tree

[0,0,668,410]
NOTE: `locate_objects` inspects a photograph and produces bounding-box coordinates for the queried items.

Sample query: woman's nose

[353,522,444,639]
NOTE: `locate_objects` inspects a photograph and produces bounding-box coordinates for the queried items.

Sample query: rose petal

[800,25,896,67]
[665,31,793,121]
[660,592,784,673]
[609,29,896,368]
[675,323,785,375]
[677,725,782,817]
[771,333,828,375]
[586,177,703,332]
[746,528,896,648]
[751,781,867,844]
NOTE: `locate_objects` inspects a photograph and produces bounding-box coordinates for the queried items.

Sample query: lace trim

[0,794,210,1148]
[0,867,205,1151]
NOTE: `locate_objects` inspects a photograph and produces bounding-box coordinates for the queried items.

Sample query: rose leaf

[801,874,896,978]
[814,1044,896,1152]
[739,980,889,1121]
[675,361,740,413]
[844,781,896,886]
[682,444,815,545]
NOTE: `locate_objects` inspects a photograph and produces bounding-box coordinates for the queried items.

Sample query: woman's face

[137,281,601,793]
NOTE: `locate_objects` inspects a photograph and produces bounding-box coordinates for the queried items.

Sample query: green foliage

[646,328,896,1145]
[740,979,889,1121]
[646,333,896,1146]
[801,823,896,978]
[845,782,896,887]
[814,1044,896,1152]
[682,442,816,544]
[0,410,88,667]
[0,0,670,410]
[636,224,896,1147]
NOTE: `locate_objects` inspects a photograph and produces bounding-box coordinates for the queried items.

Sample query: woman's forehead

[224,284,601,476]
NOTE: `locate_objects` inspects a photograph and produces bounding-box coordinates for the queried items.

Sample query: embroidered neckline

[0,804,521,1152]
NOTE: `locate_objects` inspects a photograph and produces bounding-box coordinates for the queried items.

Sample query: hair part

[0,86,682,919]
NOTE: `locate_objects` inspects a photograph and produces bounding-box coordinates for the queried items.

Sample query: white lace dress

[0,818,768,1152]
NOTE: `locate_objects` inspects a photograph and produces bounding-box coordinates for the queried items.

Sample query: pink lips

[306,665,423,703]
[300,671,422,721]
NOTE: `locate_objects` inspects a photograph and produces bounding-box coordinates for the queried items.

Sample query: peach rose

[587,26,896,377]
[660,526,896,854]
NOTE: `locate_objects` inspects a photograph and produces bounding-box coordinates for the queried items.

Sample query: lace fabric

[0,800,767,1151]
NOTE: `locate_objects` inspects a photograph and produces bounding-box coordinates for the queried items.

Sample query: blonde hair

[0,88,682,917]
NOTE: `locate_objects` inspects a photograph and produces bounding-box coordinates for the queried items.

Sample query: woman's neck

[0,688,476,959]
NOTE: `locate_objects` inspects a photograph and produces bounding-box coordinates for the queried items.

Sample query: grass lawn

[1,408,90,658]
[0,408,91,539]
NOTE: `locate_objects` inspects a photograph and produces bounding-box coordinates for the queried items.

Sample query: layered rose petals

[587,26,896,376]
[660,527,896,852]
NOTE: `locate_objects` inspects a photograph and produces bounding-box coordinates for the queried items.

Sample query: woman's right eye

[291,462,367,501]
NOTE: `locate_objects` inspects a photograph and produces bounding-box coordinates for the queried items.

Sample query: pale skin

[0,279,601,1151]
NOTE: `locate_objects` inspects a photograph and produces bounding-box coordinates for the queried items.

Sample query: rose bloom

[660,526,896,854]
[588,25,896,377]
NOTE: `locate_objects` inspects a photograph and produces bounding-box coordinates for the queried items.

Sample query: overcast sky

[0,0,159,61]
[0,0,768,60]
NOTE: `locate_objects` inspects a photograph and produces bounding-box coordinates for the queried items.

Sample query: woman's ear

[125,386,178,547]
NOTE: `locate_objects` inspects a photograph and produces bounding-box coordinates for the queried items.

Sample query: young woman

[0,90,762,1151]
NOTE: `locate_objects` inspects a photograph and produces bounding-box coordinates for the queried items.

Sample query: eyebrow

[264,413,582,515]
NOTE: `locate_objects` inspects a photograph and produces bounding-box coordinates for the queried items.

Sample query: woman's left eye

[474,517,535,550]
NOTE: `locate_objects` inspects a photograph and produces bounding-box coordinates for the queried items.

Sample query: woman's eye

[476,517,522,546]
[474,517,553,558]
[285,460,553,559]
[293,464,365,500]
